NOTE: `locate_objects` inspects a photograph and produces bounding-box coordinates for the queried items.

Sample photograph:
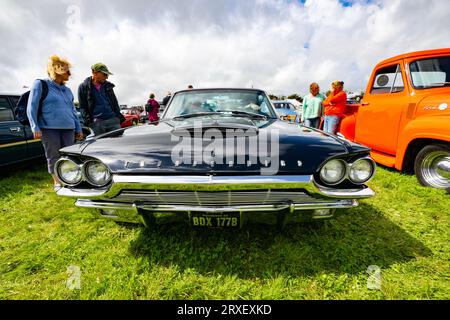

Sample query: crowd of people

[25,54,347,189]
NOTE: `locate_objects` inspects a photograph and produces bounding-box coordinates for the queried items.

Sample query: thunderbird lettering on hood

[60,117,369,176]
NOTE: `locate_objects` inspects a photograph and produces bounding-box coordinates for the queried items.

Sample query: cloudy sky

[1,0,449,105]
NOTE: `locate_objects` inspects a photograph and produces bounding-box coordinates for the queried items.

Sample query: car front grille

[113,189,324,206]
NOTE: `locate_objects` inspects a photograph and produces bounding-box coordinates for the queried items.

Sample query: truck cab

[339,48,450,190]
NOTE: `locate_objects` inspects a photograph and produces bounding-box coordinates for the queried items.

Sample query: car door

[355,62,409,155]
[8,95,45,159]
[0,95,28,167]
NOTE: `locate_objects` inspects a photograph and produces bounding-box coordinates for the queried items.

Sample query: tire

[414,143,450,189]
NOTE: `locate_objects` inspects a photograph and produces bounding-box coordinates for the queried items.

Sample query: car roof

[376,48,450,67]
[174,88,266,94]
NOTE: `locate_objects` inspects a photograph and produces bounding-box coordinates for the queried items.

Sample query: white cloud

[0,0,449,105]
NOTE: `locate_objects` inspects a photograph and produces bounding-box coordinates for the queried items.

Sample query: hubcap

[421,151,450,189]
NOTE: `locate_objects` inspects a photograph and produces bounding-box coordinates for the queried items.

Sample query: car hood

[61,116,369,175]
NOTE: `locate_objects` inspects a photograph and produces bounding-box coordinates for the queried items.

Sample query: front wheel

[414,144,450,189]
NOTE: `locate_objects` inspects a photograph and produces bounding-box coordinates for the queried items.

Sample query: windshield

[409,56,450,89]
[163,89,277,119]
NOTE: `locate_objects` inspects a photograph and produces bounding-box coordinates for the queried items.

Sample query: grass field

[0,163,448,300]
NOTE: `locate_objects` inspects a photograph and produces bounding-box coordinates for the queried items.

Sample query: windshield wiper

[215,110,270,119]
[172,112,220,120]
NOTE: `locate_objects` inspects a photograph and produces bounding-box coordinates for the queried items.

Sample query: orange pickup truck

[339,48,450,190]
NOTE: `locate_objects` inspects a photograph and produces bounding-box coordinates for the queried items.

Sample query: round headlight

[84,161,112,187]
[56,159,82,185]
[319,159,347,185]
[349,158,375,184]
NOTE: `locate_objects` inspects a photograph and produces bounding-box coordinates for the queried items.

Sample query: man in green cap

[78,62,125,135]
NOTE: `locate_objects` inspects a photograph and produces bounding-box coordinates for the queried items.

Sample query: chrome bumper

[58,174,374,225]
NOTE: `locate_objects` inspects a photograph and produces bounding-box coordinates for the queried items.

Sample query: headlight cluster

[84,161,111,186]
[56,159,82,186]
[319,157,375,185]
[320,159,347,185]
[55,158,112,187]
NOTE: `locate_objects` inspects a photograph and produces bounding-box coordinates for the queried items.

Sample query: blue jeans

[304,117,321,129]
[323,116,340,135]
[93,117,121,136]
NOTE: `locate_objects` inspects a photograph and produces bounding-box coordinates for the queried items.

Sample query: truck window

[370,64,404,94]
[0,97,14,122]
[409,56,450,89]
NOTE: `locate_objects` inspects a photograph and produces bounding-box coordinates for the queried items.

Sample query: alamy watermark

[66,4,81,31]
[366,265,381,290]
[66,265,81,290]
[170,120,280,175]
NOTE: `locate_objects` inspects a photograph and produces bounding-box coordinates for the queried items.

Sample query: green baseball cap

[91,62,113,75]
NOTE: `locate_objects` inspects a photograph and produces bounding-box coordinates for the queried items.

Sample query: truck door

[0,95,27,167]
[356,63,409,155]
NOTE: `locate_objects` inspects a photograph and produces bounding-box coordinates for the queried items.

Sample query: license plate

[190,212,240,228]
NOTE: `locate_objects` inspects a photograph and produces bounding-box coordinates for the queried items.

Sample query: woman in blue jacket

[27,55,83,190]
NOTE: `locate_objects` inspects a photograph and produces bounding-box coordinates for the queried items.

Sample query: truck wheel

[414,144,450,189]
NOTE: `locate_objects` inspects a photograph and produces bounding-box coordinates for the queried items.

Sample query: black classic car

[55,88,376,228]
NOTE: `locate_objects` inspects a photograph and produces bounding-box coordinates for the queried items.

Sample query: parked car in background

[55,88,376,228]
[120,107,140,127]
[1,95,93,170]
[121,113,140,127]
[339,48,450,190]
[272,100,300,123]
[0,93,45,169]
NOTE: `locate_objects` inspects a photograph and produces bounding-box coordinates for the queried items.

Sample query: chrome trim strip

[316,187,375,198]
[58,174,375,199]
[138,204,289,213]
[58,187,109,197]
[112,174,313,185]
[75,200,138,211]
[75,199,358,212]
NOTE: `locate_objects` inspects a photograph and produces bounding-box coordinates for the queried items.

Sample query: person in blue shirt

[27,55,83,189]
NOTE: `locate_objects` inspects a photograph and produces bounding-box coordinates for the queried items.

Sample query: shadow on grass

[128,203,431,278]
[0,163,49,201]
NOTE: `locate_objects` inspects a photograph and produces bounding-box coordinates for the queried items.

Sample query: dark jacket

[161,94,171,106]
[78,77,125,127]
